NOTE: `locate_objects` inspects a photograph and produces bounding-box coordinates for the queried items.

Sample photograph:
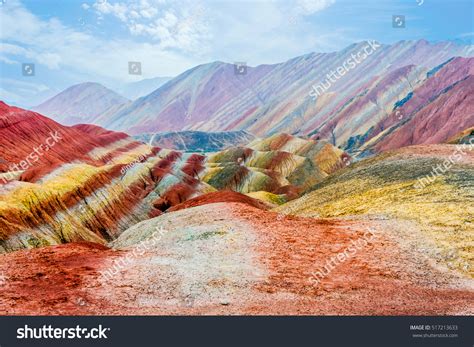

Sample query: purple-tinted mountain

[96,40,472,153]
[357,57,474,155]
[33,82,129,125]
[116,77,172,100]
[32,40,473,157]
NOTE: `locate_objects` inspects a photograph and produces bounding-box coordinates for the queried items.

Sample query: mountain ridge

[28,40,473,158]
[94,40,473,146]
[33,82,129,126]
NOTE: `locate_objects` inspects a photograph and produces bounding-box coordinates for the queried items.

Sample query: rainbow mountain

[0,102,346,253]
[35,40,473,158]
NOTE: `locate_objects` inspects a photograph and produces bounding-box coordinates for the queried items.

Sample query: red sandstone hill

[0,101,129,181]
[0,102,212,253]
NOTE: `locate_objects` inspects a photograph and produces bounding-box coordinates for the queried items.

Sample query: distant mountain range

[134,130,255,152]
[33,82,130,125]
[115,76,172,100]
[31,77,172,125]
[31,40,473,156]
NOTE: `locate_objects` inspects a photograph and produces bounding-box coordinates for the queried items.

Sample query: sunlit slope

[276,144,474,276]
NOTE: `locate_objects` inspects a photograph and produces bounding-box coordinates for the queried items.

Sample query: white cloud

[94,1,129,22]
[296,0,336,14]
[0,78,53,107]
[0,43,29,56]
[0,56,18,65]
[140,7,158,19]
[2,78,50,93]
[36,52,62,70]
[0,43,59,69]
[87,0,211,53]
[0,0,204,82]
[0,88,24,104]
[0,0,343,108]
[130,10,141,19]
[0,0,339,77]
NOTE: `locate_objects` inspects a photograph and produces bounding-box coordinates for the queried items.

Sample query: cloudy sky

[0,0,472,107]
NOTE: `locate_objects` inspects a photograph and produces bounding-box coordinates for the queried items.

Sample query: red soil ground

[0,242,123,315]
[233,206,474,315]
[0,202,472,315]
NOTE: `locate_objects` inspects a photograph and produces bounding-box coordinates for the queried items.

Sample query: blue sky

[0,0,473,107]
